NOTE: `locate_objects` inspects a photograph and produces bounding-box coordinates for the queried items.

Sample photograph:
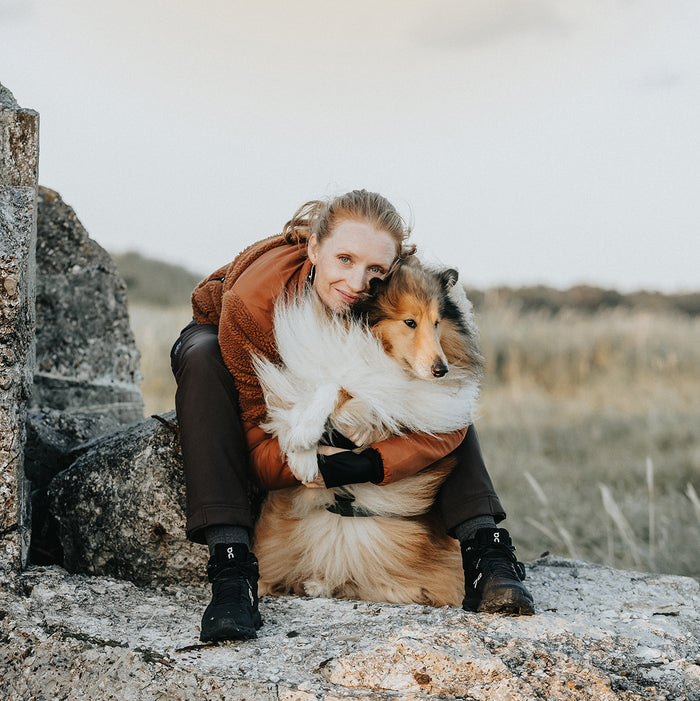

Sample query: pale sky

[2,0,698,292]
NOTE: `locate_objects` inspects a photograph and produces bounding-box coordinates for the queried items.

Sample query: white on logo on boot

[227,546,235,560]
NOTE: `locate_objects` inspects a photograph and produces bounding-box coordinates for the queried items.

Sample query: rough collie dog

[251,259,484,607]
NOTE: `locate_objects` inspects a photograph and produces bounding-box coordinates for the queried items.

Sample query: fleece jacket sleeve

[371,427,468,485]
[245,424,301,490]
[247,424,468,490]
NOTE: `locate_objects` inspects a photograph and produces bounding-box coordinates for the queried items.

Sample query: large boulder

[0,82,38,570]
[1,558,698,699]
[25,408,124,565]
[25,186,145,568]
[47,412,207,585]
[32,186,143,424]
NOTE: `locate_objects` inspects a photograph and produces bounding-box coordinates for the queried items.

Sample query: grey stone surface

[26,408,123,565]
[0,558,698,700]
[48,411,208,586]
[32,186,143,424]
[25,408,122,488]
[0,82,38,571]
[0,82,39,187]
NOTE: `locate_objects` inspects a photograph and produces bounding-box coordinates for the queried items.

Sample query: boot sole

[200,617,259,643]
[462,589,535,615]
[477,590,535,616]
[200,609,263,643]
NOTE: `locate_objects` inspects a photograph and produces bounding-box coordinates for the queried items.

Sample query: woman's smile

[336,288,360,305]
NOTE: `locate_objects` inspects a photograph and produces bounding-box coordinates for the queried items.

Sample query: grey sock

[454,515,497,545]
[205,525,250,556]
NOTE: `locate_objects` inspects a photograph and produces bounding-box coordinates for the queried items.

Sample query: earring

[307,264,316,285]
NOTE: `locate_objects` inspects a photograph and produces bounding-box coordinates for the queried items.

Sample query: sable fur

[252,258,484,607]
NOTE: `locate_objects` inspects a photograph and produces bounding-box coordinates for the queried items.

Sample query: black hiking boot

[200,543,263,642]
[461,528,535,615]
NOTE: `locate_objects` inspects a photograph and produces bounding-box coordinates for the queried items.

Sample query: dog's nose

[431,361,448,377]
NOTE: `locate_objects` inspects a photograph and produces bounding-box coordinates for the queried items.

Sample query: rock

[22,185,146,569]
[25,408,123,565]
[48,412,208,586]
[0,83,38,188]
[0,82,38,570]
[32,186,143,424]
[0,558,698,700]
[25,409,122,491]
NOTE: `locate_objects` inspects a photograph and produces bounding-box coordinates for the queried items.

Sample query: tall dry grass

[128,304,192,416]
[474,304,700,579]
[128,300,700,579]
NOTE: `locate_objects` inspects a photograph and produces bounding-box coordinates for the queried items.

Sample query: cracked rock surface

[1,557,698,700]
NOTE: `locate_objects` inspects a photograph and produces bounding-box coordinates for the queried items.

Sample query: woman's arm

[371,427,468,485]
[245,425,300,490]
[304,427,470,489]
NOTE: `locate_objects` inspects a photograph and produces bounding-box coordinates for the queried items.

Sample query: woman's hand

[315,447,384,488]
[302,473,327,489]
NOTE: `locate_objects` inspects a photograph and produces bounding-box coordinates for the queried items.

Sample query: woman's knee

[171,325,223,378]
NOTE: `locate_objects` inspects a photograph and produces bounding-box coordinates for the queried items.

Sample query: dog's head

[353,261,463,380]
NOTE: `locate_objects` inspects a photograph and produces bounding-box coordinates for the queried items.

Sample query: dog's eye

[434,320,439,327]
[404,319,417,328]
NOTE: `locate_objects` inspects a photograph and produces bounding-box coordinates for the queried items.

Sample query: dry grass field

[127,298,700,580]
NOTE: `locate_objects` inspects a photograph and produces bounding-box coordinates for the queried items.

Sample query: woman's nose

[347,268,369,293]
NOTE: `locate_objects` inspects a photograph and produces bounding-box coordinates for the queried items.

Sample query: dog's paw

[287,450,319,484]
[302,579,332,598]
[284,413,324,452]
[345,426,374,448]
[283,384,340,451]
[332,415,376,448]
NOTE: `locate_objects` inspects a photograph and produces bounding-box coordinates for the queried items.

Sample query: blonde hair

[282,189,416,270]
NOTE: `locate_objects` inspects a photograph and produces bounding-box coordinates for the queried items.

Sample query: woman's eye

[370,266,384,275]
[404,319,417,328]
[339,256,351,264]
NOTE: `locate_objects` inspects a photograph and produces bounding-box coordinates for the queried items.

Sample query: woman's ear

[307,234,318,265]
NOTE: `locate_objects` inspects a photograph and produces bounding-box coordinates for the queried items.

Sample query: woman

[171,190,534,643]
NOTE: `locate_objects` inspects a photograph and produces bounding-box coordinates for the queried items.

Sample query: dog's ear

[439,268,459,291]
[349,276,387,321]
[367,276,387,297]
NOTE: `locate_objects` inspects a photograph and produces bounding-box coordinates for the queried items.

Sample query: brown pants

[171,321,506,544]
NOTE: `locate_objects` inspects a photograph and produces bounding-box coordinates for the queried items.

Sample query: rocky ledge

[1,557,698,700]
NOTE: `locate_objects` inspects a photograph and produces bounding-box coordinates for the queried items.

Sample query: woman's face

[307,219,397,312]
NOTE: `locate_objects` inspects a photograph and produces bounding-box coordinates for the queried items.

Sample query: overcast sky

[2,0,698,292]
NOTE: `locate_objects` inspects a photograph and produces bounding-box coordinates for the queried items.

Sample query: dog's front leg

[331,396,382,448]
[286,448,319,484]
[284,382,342,451]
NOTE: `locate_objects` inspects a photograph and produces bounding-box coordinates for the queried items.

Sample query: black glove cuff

[317,448,384,488]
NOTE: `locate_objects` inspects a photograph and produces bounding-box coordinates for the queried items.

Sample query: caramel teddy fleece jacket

[191,234,466,490]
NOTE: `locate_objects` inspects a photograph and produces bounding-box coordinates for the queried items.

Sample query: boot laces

[212,571,256,607]
[477,546,524,582]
